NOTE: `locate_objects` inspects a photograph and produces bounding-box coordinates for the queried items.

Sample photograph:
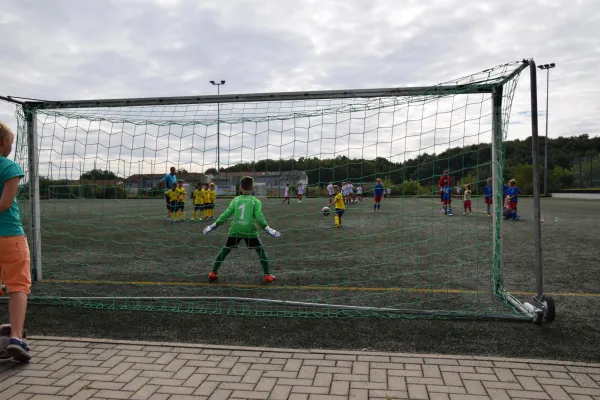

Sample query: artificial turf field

[1,197,599,362]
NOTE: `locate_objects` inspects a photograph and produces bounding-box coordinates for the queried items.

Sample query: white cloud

[0,0,598,177]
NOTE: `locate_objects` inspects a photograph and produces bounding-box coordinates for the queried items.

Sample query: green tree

[80,169,117,180]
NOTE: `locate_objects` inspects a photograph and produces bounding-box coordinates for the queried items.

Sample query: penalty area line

[40,279,600,297]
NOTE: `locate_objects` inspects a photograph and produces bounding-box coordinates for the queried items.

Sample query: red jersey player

[438,170,453,213]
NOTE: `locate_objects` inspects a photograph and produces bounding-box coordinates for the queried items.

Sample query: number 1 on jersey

[238,203,246,219]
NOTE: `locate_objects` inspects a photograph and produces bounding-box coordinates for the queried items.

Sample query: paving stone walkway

[1,337,599,400]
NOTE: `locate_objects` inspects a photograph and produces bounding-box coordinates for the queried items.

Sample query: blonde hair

[0,121,14,141]
[509,179,517,185]
[209,182,215,189]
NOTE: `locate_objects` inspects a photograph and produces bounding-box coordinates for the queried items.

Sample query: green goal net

[10,61,531,319]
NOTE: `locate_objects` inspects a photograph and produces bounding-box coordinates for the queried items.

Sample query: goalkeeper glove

[264,226,281,238]
[203,223,217,235]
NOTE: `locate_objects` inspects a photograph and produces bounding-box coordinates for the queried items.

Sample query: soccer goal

[2,59,553,322]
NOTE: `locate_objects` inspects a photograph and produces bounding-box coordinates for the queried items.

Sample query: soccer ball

[321,206,331,216]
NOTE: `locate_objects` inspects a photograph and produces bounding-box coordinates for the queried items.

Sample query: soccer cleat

[515,214,520,221]
[166,217,171,221]
[208,271,219,281]
[6,338,31,362]
[263,274,276,283]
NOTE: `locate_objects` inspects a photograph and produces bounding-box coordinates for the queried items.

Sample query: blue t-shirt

[0,156,25,236]
[442,185,453,200]
[374,184,384,197]
[507,186,520,203]
[484,185,493,199]
[161,173,177,192]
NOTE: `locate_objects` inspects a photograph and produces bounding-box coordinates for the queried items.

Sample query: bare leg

[9,292,27,339]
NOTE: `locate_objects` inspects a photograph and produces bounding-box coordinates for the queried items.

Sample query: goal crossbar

[23,85,496,110]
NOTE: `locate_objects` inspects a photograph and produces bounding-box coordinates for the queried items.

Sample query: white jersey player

[327,182,334,200]
[281,184,290,205]
[297,183,304,203]
[356,184,363,201]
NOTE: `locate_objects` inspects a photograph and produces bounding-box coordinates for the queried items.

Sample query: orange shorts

[0,235,31,296]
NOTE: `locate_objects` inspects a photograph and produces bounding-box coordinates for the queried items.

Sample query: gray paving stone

[408,383,429,399]
[270,385,293,400]
[330,380,349,396]
[130,384,160,400]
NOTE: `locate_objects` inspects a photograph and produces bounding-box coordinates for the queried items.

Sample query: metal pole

[491,86,504,294]
[26,108,42,281]
[544,69,549,196]
[217,84,220,178]
[528,59,543,298]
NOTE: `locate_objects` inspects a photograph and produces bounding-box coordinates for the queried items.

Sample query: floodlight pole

[537,63,555,197]
[210,80,226,178]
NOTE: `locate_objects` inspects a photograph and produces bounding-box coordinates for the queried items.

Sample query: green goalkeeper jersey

[215,195,268,238]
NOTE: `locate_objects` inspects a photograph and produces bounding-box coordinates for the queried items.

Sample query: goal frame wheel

[541,295,555,322]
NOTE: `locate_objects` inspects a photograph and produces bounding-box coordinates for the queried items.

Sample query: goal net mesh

[12,61,525,318]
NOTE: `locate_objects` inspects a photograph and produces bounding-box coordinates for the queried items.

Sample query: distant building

[214,170,308,188]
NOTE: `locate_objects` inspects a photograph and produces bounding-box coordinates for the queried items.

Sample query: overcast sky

[0,0,598,177]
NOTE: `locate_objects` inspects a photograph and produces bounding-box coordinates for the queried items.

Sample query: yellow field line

[41,279,600,297]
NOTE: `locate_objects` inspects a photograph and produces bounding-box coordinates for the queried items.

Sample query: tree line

[23,134,600,199]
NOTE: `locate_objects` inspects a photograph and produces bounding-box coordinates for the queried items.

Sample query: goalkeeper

[203,176,280,283]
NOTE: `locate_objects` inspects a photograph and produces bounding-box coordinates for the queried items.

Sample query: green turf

[15,195,522,318]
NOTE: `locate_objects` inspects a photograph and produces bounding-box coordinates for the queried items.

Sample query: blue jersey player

[484,178,493,216]
[442,185,453,215]
[505,179,520,221]
[373,178,384,212]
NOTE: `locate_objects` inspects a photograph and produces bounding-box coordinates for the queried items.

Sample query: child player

[462,184,472,216]
[442,184,453,216]
[203,176,280,283]
[502,181,509,216]
[166,182,179,223]
[0,121,32,361]
[326,184,345,228]
[206,183,217,219]
[176,180,186,221]
[201,182,211,220]
[281,184,290,205]
[356,184,363,202]
[484,178,493,216]
[347,181,354,203]
[438,169,452,214]
[505,179,520,221]
[192,183,203,221]
[297,183,304,204]
[373,178,384,212]
[327,182,334,201]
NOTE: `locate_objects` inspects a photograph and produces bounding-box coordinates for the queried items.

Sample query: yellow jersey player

[201,182,211,220]
[192,183,203,221]
[176,180,186,221]
[207,183,217,219]
[326,185,345,228]
[166,183,179,223]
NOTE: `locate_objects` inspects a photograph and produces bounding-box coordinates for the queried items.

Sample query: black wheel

[542,295,555,322]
